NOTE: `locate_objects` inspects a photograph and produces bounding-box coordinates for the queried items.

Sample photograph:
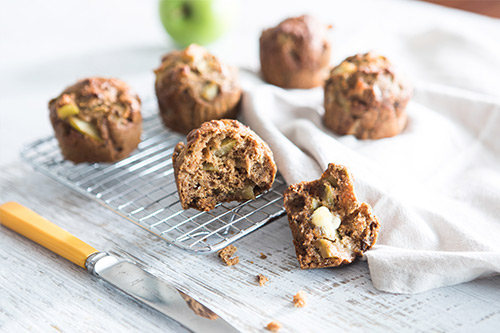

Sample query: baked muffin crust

[324,52,412,139]
[260,15,331,89]
[48,77,142,163]
[155,44,242,134]
[284,164,380,269]
[173,119,277,211]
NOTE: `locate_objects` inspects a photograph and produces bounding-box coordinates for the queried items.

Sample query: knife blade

[0,202,238,333]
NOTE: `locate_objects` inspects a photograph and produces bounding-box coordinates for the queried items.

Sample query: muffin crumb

[218,245,239,266]
[259,252,268,259]
[266,320,282,332]
[257,274,269,286]
[293,290,307,308]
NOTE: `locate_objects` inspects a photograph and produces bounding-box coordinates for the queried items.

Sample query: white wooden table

[1,1,500,331]
[2,162,500,332]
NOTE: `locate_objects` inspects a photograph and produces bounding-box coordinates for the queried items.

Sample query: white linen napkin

[239,70,500,294]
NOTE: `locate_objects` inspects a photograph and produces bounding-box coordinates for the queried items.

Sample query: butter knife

[0,202,238,333]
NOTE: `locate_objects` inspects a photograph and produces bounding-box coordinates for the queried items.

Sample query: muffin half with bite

[260,15,332,89]
[324,52,412,139]
[284,163,380,269]
[173,119,277,211]
[49,77,142,163]
[155,44,242,134]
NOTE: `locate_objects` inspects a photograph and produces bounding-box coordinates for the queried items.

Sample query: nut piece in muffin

[155,44,242,134]
[324,52,412,139]
[49,77,142,163]
[260,15,332,89]
[283,163,380,269]
[173,119,277,211]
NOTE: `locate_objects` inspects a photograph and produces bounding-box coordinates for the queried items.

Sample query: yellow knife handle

[0,202,98,269]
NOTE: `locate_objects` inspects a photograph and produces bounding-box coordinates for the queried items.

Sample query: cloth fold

[240,71,500,294]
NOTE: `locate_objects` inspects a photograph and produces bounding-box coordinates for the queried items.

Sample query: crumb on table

[266,320,282,332]
[293,290,307,308]
[218,245,239,266]
[257,274,269,286]
[259,252,268,259]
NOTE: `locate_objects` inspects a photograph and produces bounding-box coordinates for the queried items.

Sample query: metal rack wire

[21,102,287,253]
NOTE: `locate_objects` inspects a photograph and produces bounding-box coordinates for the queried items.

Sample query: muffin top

[49,77,141,123]
[154,44,239,103]
[260,15,331,70]
[326,52,411,107]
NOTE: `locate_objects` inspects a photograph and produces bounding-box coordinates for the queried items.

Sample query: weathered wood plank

[1,162,499,332]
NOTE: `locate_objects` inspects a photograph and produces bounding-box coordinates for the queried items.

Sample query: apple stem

[182,3,192,19]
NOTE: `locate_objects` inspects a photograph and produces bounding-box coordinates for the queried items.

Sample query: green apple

[159,0,239,46]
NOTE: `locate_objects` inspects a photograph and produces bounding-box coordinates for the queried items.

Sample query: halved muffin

[155,44,242,134]
[284,163,380,269]
[48,77,142,163]
[172,119,277,211]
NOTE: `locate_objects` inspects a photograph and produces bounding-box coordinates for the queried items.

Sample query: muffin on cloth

[155,44,242,134]
[284,163,380,269]
[172,119,277,211]
[324,52,412,140]
[48,77,142,163]
[260,15,331,89]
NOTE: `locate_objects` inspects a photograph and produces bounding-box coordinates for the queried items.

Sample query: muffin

[172,119,277,211]
[324,52,412,139]
[49,77,142,163]
[259,15,332,89]
[155,44,242,134]
[283,163,380,269]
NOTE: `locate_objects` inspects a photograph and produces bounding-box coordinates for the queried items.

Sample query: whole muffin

[324,52,412,140]
[172,119,277,211]
[155,44,242,134]
[260,15,331,89]
[49,77,142,163]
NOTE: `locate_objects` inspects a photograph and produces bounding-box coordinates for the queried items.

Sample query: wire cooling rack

[21,103,287,253]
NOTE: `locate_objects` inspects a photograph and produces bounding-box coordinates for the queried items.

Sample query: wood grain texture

[1,162,500,332]
[421,0,500,18]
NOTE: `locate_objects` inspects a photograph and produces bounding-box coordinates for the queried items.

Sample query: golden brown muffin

[259,15,331,89]
[155,44,242,134]
[283,164,380,269]
[48,77,142,163]
[172,119,277,211]
[324,52,412,139]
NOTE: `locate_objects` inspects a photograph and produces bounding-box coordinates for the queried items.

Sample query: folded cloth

[240,71,500,294]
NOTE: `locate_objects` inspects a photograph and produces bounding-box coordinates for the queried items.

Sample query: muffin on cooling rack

[284,163,380,269]
[172,119,277,211]
[259,15,332,89]
[154,44,242,134]
[48,77,142,163]
[324,52,412,140]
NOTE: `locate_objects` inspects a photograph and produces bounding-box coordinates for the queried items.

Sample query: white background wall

[1,0,499,164]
